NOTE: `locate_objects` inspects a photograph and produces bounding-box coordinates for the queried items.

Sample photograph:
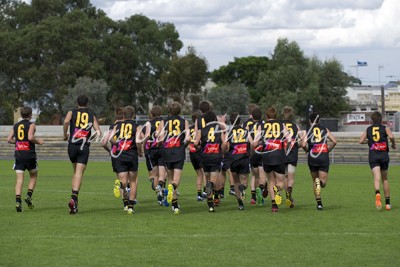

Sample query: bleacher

[1,126,400,164]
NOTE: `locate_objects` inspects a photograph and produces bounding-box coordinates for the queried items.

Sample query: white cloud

[21,0,400,84]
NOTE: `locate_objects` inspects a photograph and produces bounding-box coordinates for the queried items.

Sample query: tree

[210,56,269,103]
[161,46,208,110]
[206,82,249,115]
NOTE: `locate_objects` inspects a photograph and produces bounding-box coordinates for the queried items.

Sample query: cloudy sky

[26,0,400,85]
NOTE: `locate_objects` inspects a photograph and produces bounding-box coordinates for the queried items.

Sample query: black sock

[207,198,214,208]
[375,190,380,195]
[27,189,33,198]
[203,186,206,192]
[221,187,225,195]
[172,183,177,190]
[251,190,256,200]
[238,199,244,206]
[271,199,277,207]
[316,198,322,206]
[158,180,165,188]
[16,195,22,204]
[172,199,179,209]
[385,197,390,205]
[71,190,79,202]
[214,191,219,200]
[230,185,234,190]
[197,190,202,197]
[259,184,265,190]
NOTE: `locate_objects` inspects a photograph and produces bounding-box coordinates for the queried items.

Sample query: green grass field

[0,160,399,267]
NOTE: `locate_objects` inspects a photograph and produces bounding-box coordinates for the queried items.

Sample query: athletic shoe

[214,198,220,207]
[385,204,391,211]
[256,187,263,205]
[127,208,134,214]
[238,204,244,210]
[315,178,321,195]
[167,184,173,204]
[262,185,268,198]
[196,196,203,201]
[286,198,295,208]
[220,193,225,199]
[133,199,138,205]
[113,179,120,198]
[375,193,382,210]
[271,204,278,213]
[156,185,163,204]
[24,196,34,209]
[16,202,23,212]
[229,189,236,196]
[317,204,323,210]
[202,191,208,198]
[209,207,215,212]
[250,199,256,205]
[273,186,282,205]
[173,207,180,215]
[123,205,128,211]
[68,199,78,214]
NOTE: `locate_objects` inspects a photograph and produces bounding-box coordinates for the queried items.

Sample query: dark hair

[265,106,277,119]
[150,105,162,118]
[199,101,211,114]
[20,106,32,119]
[77,95,89,107]
[309,112,320,124]
[370,111,382,124]
[252,108,262,121]
[191,112,200,123]
[115,107,124,120]
[123,106,135,119]
[230,112,241,125]
[168,102,181,116]
[204,111,217,123]
[247,103,259,115]
[282,106,294,120]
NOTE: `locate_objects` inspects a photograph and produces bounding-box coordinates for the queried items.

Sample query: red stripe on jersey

[189,143,197,153]
[118,140,133,151]
[233,143,248,155]
[16,141,30,151]
[204,143,220,154]
[265,139,283,151]
[164,137,181,148]
[73,128,89,139]
[371,142,387,151]
[311,143,328,153]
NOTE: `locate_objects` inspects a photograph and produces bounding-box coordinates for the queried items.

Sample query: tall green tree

[206,82,249,115]
[161,46,208,110]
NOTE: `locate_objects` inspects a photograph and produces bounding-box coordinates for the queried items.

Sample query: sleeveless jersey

[13,119,36,159]
[200,122,223,161]
[68,108,94,146]
[146,118,163,150]
[261,119,286,165]
[227,125,249,162]
[366,124,389,163]
[114,119,138,159]
[307,124,330,166]
[163,115,186,162]
[282,119,299,164]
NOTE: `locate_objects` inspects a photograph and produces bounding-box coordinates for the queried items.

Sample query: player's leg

[15,170,24,212]
[195,168,204,201]
[380,162,390,210]
[25,168,38,209]
[127,171,138,214]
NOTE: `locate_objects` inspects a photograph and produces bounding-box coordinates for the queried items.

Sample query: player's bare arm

[63,111,72,141]
[28,124,43,145]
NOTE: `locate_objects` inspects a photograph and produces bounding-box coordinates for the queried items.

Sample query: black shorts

[263,163,285,174]
[68,144,90,165]
[250,153,263,168]
[369,160,389,171]
[149,149,164,168]
[230,158,250,174]
[203,162,221,173]
[308,165,329,173]
[190,152,203,170]
[115,157,139,173]
[221,156,231,171]
[145,152,152,172]
[285,161,298,167]
[165,160,184,170]
[13,157,38,172]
